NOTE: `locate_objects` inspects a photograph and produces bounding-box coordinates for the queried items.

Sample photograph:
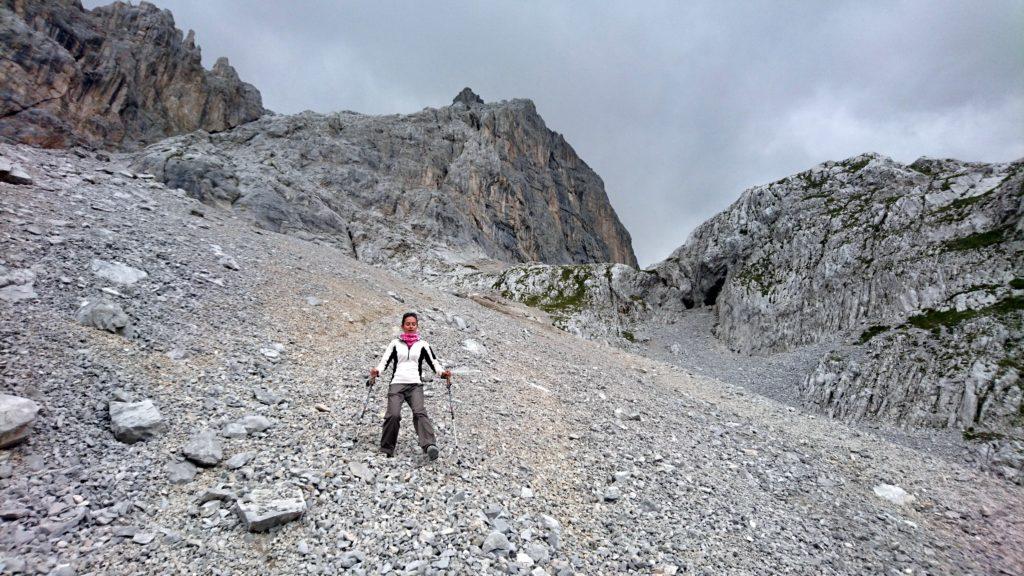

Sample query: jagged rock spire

[452,87,484,106]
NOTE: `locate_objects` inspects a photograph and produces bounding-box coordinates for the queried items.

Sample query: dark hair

[402,312,418,324]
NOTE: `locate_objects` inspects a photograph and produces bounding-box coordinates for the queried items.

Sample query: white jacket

[375,338,446,384]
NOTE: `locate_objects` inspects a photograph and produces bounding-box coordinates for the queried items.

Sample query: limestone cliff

[0,0,264,148]
[130,90,637,269]
[479,154,1023,481]
[650,153,1021,355]
[652,153,1023,479]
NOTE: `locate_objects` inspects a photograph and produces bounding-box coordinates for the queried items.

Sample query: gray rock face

[182,430,223,467]
[652,154,1024,478]
[0,0,264,148]
[109,400,165,443]
[473,262,680,339]
[650,154,1022,355]
[234,486,306,532]
[130,90,637,269]
[478,153,1023,480]
[0,394,40,448]
[75,299,130,333]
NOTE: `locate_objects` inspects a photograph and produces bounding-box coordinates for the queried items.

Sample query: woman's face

[402,316,418,333]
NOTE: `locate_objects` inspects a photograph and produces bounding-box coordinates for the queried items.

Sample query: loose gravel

[1,143,1022,575]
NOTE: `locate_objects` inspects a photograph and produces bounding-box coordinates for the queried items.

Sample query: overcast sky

[86,1,1024,267]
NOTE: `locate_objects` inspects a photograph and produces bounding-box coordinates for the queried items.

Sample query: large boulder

[182,430,223,467]
[234,486,307,532]
[0,157,33,185]
[89,259,148,285]
[109,400,165,443]
[0,266,37,303]
[0,395,40,448]
[76,299,130,333]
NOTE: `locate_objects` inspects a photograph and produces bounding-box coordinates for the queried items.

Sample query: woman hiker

[369,312,452,460]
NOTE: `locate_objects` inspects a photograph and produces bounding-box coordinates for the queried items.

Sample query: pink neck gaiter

[399,332,420,348]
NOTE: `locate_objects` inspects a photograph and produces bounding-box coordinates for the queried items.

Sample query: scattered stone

[0,157,33,185]
[305,296,322,306]
[0,267,36,302]
[234,485,307,532]
[873,484,916,506]
[167,461,198,484]
[516,552,535,567]
[349,461,375,483]
[90,259,148,285]
[196,486,237,504]
[76,299,130,333]
[0,506,29,520]
[222,422,248,438]
[182,430,224,467]
[166,348,187,361]
[614,407,642,421]
[525,542,549,563]
[0,394,40,448]
[603,486,622,502]
[132,532,156,545]
[483,531,511,554]
[314,403,331,412]
[387,290,404,303]
[38,509,85,537]
[109,400,165,443]
[225,452,256,470]
[253,388,281,405]
[462,339,487,356]
[239,415,273,433]
[218,255,240,270]
[48,564,75,576]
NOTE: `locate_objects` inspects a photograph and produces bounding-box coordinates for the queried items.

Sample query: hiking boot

[381,449,394,458]
[426,445,439,461]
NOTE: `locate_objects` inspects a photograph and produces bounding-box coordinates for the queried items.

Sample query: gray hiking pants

[380,383,436,455]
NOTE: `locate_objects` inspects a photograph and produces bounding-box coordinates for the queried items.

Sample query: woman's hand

[370,368,379,378]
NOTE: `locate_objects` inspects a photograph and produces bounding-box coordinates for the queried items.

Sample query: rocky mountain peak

[0,0,265,149]
[452,87,485,107]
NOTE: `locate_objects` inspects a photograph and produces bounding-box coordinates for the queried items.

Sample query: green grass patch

[621,330,636,343]
[846,157,870,173]
[962,428,1005,442]
[802,192,829,201]
[942,226,1009,252]
[857,325,889,345]
[1010,278,1024,290]
[905,296,1024,332]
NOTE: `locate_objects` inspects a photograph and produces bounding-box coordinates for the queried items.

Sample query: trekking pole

[349,376,375,443]
[445,375,461,464]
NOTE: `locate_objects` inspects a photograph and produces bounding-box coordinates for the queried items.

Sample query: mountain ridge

[0,0,265,148]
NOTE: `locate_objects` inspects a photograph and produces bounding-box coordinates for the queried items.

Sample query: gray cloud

[85,0,1024,266]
